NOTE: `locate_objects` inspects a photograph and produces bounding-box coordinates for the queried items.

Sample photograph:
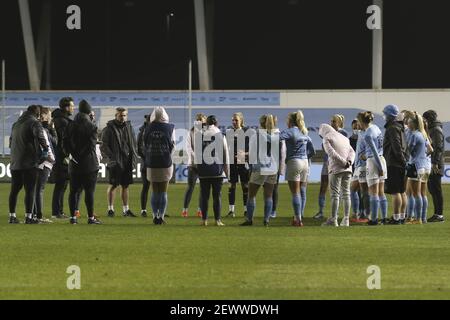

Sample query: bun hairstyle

[260,114,276,132]
[289,111,308,135]
[332,114,345,129]
[206,115,218,126]
[357,111,374,124]
[195,113,207,122]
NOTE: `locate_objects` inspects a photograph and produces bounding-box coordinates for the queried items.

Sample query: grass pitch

[0,183,449,300]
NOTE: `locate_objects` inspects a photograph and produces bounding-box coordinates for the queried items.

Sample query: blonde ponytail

[295,111,308,135]
[332,114,345,129]
[265,114,275,133]
[416,113,430,142]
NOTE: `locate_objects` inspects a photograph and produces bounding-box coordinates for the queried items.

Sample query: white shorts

[409,168,429,182]
[285,159,309,182]
[366,156,387,187]
[351,166,367,184]
[249,172,277,185]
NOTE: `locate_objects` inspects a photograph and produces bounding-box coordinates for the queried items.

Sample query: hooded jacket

[64,112,99,174]
[428,120,445,175]
[101,119,138,170]
[196,125,230,179]
[137,121,147,165]
[319,124,355,175]
[10,110,49,171]
[383,119,407,168]
[51,108,72,167]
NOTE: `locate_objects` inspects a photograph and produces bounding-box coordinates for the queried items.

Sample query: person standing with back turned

[51,97,74,219]
[64,100,102,225]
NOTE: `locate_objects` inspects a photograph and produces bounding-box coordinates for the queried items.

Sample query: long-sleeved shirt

[354,131,367,169]
[364,124,383,171]
[319,124,355,174]
[197,125,230,178]
[407,130,428,170]
[248,130,286,175]
[280,126,313,162]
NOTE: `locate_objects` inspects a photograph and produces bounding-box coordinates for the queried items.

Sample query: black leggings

[69,170,98,218]
[428,173,444,216]
[140,168,150,210]
[33,167,51,219]
[52,168,69,216]
[9,168,39,214]
[183,166,200,209]
[200,178,223,221]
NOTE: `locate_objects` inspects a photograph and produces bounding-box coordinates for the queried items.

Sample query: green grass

[0,182,449,300]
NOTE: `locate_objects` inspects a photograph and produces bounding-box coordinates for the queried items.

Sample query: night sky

[1,0,450,90]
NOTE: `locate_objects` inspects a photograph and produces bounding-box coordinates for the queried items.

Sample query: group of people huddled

[7,97,445,227]
[312,106,445,225]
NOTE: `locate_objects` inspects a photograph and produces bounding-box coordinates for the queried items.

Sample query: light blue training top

[354,130,367,169]
[364,124,384,171]
[407,130,428,170]
[280,126,313,162]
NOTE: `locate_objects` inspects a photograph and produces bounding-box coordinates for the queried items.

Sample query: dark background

[1,0,450,90]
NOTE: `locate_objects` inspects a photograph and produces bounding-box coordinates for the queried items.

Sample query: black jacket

[51,108,72,167]
[137,122,147,163]
[10,111,48,171]
[383,120,407,168]
[43,122,58,150]
[64,112,99,174]
[100,120,138,169]
[428,120,445,175]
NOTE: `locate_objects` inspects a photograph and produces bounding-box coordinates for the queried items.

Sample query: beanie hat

[79,99,92,114]
[383,104,399,119]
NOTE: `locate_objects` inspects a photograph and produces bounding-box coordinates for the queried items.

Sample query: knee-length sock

[300,186,307,218]
[351,190,360,216]
[293,193,302,220]
[370,195,380,221]
[246,197,256,221]
[421,195,428,222]
[379,195,388,219]
[407,195,415,219]
[264,198,273,222]
[414,196,423,222]
[318,194,325,214]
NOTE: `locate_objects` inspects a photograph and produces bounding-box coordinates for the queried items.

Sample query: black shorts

[229,164,249,184]
[384,166,406,194]
[108,165,133,188]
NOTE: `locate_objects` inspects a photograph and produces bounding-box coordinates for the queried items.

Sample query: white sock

[27,213,32,219]
[197,207,201,212]
[229,205,235,212]
[399,213,405,220]
[141,209,147,213]
[183,208,188,212]
[123,205,129,213]
[108,205,114,211]
[244,205,247,212]
[89,216,95,220]
[393,214,400,221]
[9,213,16,218]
